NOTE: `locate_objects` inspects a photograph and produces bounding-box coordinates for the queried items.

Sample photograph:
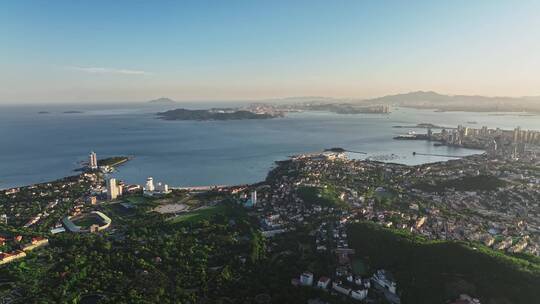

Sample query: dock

[412,152,462,158]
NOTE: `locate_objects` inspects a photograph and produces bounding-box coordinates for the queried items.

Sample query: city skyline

[2,0,540,104]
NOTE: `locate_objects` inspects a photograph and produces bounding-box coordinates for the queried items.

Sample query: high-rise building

[251,191,257,206]
[145,177,155,192]
[89,151,98,170]
[513,127,521,143]
[107,178,121,200]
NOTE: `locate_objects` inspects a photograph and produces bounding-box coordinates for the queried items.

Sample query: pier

[412,152,463,158]
[346,150,368,155]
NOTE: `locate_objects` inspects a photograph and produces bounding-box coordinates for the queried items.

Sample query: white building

[300,272,314,286]
[351,289,368,301]
[89,151,98,170]
[372,269,397,294]
[156,182,169,193]
[107,178,122,200]
[144,177,171,197]
[145,177,155,192]
[251,190,257,206]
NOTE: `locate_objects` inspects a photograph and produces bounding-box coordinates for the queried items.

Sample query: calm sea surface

[1,102,539,189]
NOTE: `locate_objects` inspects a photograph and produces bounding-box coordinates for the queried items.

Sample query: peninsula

[157,108,279,121]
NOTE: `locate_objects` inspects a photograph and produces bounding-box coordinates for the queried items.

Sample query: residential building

[300,272,314,286]
[317,277,331,289]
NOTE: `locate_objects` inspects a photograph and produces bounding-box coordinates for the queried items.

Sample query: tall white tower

[145,177,155,192]
[107,178,119,200]
[89,151,98,170]
[251,190,257,206]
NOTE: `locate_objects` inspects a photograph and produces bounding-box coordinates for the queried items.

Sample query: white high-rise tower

[107,178,120,200]
[89,151,98,170]
[145,177,155,192]
[251,190,257,206]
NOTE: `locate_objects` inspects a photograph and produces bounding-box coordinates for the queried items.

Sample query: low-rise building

[300,271,314,286]
[317,276,331,289]
[372,269,397,294]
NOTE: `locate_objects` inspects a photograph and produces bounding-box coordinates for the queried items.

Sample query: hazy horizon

[2,1,540,104]
[2,90,540,107]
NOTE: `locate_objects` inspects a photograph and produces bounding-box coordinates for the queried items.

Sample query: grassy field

[72,214,102,228]
[296,186,346,208]
[125,196,152,205]
[169,205,227,223]
[347,221,540,304]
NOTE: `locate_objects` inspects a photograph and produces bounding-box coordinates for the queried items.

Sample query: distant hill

[148,97,176,104]
[157,108,278,121]
[354,91,540,112]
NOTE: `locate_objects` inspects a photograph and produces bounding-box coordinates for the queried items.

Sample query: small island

[148,97,176,104]
[37,111,50,114]
[157,108,279,121]
[63,111,84,114]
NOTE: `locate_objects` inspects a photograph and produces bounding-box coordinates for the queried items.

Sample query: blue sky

[1,0,540,103]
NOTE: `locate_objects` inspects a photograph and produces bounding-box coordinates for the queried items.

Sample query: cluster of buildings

[261,150,540,256]
[401,155,540,255]
[0,172,99,229]
[431,125,540,159]
[293,268,400,303]
[0,235,49,265]
[245,148,538,303]
[143,177,171,197]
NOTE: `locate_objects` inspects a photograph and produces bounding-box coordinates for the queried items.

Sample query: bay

[1,102,539,189]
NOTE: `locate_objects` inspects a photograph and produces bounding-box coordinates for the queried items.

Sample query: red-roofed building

[0,250,26,265]
[317,276,331,289]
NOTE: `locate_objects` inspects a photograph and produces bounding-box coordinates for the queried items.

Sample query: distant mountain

[355,91,540,112]
[148,97,176,104]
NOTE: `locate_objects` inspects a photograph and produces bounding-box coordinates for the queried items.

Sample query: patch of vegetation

[0,203,261,303]
[97,156,129,167]
[169,204,228,223]
[124,195,152,205]
[414,175,507,193]
[296,186,346,208]
[347,221,540,304]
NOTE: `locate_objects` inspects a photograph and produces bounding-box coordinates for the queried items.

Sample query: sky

[1,0,540,103]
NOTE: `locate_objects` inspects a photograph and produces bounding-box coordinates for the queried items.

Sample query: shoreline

[1,151,484,193]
